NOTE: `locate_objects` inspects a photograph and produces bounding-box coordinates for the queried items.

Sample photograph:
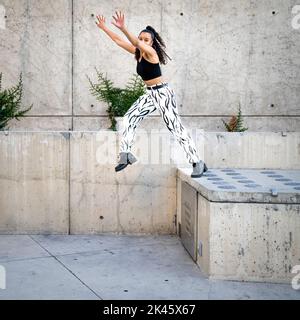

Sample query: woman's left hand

[111,10,125,30]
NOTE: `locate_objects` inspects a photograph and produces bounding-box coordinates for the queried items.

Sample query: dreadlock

[134,25,172,65]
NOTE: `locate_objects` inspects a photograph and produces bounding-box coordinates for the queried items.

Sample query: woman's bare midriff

[143,76,166,86]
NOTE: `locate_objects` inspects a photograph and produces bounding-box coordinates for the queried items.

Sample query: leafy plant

[87,67,146,131]
[222,102,248,132]
[0,72,33,130]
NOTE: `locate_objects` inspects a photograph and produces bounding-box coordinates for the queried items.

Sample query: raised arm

[95,14,135,54]
[111,11,157,57]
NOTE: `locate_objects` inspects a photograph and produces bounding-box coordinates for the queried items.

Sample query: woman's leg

[149,85,201,164]
[119,93,157,153]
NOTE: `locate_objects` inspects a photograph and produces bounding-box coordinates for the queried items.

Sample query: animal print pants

[119,82,201,164]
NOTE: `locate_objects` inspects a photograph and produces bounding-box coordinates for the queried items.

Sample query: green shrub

[0,72,33,130]
[222,102,248,132]
[87,67,146,131]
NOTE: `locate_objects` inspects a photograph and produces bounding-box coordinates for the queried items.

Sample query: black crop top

[136,56,162,81]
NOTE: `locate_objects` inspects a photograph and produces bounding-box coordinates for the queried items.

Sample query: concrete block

[207,201,300,283]
[177,167,300,283]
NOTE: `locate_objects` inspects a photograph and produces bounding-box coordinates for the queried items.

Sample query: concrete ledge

[1,130,300,235]
[0,131,185,234]
[177,167,300,283]
[177,167,300,204]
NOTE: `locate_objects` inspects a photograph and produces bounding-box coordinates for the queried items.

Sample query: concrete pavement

[0,234,299,300]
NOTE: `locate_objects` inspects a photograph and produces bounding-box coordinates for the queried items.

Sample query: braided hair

[135,25,172,65]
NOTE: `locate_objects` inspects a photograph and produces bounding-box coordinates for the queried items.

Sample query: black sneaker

[115,152,138,172]
[191,160,208,178]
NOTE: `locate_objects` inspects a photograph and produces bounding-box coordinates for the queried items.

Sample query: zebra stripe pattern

[119,83,201,164]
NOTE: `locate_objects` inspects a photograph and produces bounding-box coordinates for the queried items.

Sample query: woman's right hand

[95,14,106,30]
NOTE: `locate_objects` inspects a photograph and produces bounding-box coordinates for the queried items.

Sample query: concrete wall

[204,131,300,169]
[0,0,299,131]
[0,130,182,234]
[0,131,69,234]
[1,130,299,234]
[69,131,179,234]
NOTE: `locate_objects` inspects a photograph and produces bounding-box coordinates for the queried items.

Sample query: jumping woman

[96,11,208,177]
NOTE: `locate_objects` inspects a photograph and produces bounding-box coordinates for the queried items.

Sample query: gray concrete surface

[0,234,299,300]
[1,131,299,235]
[0,1,299,131]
